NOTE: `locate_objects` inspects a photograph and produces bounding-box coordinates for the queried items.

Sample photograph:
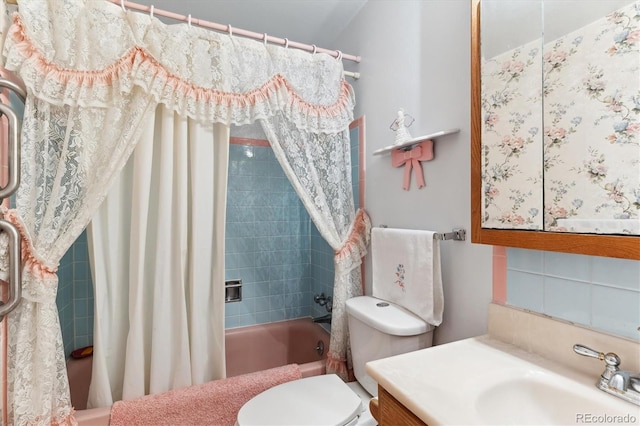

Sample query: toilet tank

[346,296,434,396]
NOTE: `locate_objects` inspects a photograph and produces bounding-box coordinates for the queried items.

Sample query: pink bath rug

[109,363,302,426]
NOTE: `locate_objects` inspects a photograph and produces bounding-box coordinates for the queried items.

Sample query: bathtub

[69,317,329,423]
[226,317,329,378]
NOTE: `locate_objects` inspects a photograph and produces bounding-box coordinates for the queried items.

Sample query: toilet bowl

[236,296,434,425]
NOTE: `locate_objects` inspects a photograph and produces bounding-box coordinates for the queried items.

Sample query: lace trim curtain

[260,117,371,379]
[0,0,365,424]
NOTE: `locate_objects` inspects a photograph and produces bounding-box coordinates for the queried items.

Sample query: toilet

[236,295,435,425]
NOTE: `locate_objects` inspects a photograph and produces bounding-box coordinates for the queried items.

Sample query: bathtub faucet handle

[314,293,333,313]
[313,293,327,305]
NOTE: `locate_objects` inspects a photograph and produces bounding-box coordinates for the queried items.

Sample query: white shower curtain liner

[0,0,367,423]
[87,105,229,407]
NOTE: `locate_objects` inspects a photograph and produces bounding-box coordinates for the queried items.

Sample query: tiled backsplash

[506,248,640,340]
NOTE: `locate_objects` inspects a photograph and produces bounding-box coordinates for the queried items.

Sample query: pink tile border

[492,246,507,304]
[229,136,270,147]
[350,116,366,210]
[350,116,366,293]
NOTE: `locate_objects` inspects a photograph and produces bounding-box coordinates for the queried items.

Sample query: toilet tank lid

[346,296,434,336]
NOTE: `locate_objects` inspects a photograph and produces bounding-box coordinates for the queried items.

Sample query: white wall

[334,0,493,345]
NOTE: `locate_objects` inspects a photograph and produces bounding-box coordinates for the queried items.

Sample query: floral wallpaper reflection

[482,1,640,235]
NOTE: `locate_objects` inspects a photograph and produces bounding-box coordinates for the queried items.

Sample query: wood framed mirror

[470,0,639,260]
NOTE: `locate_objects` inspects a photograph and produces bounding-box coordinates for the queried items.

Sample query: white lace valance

[1,0,355,133]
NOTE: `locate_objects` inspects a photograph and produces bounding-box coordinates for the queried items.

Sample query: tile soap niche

[225,279,242,303]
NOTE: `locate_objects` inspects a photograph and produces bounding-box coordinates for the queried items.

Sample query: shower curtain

[260,119,372,378]
[0,0,367,423]
[86,105,229,407]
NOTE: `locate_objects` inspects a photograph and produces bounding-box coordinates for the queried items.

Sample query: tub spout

[312,314,332,324]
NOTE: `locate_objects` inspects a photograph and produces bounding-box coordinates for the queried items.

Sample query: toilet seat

[236,374,363,426]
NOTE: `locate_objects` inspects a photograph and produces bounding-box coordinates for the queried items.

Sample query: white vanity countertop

[365,335,640,425]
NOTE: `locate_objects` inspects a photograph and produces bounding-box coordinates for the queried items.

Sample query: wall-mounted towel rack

[379,226,466,241]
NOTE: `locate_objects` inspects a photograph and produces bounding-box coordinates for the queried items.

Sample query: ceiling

[139,0,367,51]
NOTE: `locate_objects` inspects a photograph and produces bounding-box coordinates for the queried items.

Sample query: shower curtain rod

[4,0,362,78]
[105,0,362,78]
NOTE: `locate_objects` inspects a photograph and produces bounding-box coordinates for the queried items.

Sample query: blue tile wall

[56,230,94,358]
[225,143,313,328]
[506,248,640,340]
[310,226,335,321]
[57,248,74,357]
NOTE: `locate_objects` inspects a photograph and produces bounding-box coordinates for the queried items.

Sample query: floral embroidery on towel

[394,264,406,292]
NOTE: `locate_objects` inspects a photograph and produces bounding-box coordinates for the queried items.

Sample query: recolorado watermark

[576,413,638,424]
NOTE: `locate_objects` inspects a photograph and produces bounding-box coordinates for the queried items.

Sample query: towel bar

[379,226,466,241]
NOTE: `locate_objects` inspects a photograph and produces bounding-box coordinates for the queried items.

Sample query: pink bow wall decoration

[391,140,434,190]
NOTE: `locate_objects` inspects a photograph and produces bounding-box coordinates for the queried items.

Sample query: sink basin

[475,370,634,425]
[366,336,640,425]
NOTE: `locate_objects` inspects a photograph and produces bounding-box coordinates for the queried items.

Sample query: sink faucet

[573,344,640,406]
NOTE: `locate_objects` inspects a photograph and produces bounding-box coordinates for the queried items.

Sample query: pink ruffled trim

[326,353,354,382]
[2,209,57,279]
[51,410,76,426]
[8,14,354,126]
[27,409,76,426]
[334,208,371,267]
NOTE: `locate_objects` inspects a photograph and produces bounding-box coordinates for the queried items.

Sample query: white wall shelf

[372,128,460,156]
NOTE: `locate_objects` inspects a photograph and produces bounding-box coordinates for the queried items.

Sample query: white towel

[371,228,444,326]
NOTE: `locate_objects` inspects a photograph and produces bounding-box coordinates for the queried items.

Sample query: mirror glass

[480,0,639,236]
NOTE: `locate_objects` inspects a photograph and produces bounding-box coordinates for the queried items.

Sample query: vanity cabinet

[373,386,426,426]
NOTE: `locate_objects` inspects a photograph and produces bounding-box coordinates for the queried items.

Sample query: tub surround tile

[254,297,270,313]
[226,141,314,328]
[57,229,94,358]
[269,309,286,323]
[255,312,271,324]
